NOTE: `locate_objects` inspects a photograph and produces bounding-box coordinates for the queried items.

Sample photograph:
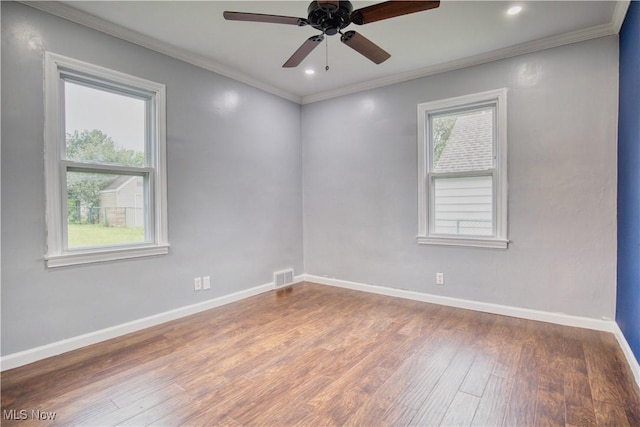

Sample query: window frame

[417,89,508,249]
[44,52,169,267]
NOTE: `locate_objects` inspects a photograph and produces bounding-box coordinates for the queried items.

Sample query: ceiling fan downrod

[223,1,440,68]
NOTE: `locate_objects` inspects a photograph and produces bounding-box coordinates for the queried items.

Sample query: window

[417,89,508,248]
[44,53,168,267]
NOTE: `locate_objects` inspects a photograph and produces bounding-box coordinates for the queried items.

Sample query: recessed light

[507,5,522,15]
[305,69,315,75]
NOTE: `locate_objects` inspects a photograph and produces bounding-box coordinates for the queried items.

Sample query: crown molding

[20,1,302,104]
[301,20,622,104]
[21,0,629,107]
[612,0,631,34]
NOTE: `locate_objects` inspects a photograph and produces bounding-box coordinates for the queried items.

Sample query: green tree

[66,130,143,223]
[67,172,115,218]
[433,116,457,164]
[66,129,143,166]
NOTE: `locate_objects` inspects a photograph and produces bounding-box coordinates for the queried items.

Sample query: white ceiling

[30,1,627,103]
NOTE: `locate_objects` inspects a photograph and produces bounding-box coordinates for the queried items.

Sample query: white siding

[98,191,116,209]
[99,177,143,227]
[433,175,492,236]
[115,177,142,228]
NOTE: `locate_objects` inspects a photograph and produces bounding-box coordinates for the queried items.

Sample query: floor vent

[273,269,294,289]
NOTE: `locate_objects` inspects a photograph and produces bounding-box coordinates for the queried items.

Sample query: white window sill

[45,244,169,268]
[417,236,508,249]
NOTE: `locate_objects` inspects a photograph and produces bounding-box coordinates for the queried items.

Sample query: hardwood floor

[2,282,639,426]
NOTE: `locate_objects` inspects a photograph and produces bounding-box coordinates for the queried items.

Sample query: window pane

[432,175,493,236]
[64,81,145,166]
[67,171,146,249]
[432,108,494,173]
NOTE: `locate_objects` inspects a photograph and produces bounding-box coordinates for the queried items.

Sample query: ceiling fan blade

[223,11,307,26]
[340,31,390,64]
[283,35,325,68]
[350,1,440,25]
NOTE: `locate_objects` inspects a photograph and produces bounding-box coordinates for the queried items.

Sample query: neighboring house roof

[100,175,136,193]
[434,111,493,173]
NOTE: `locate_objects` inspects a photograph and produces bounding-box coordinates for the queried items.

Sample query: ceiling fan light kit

[224,1,440,68]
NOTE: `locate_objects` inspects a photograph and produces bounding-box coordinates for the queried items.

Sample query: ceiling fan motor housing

[307,1,354,35]
[224,1,440,67]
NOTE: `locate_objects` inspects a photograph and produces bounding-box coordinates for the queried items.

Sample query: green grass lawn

[67,223,145,248]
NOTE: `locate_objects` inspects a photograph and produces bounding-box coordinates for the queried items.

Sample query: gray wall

[1,2,303,355]
[302,36,619,320]
[1,2,620,357]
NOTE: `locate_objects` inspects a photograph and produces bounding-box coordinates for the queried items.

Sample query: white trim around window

[44,52,169,267]
[417,89,508,249]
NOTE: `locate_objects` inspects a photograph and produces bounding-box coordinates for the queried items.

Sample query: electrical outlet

[194,277,202,291]
[436,272,444,285]
[203,276,211,290]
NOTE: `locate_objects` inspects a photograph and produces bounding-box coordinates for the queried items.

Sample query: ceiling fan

[223,1,440,68]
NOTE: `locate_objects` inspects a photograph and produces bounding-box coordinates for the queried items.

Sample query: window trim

[417,89,508,249]
[44,52,169,267]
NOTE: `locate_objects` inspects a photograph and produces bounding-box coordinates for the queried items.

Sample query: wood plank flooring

[2,282,639,426]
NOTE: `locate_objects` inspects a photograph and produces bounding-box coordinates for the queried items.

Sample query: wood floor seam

[1,282,638,426]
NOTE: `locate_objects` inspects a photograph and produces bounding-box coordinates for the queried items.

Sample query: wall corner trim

[0,275,304,372]
[613,323,640,390]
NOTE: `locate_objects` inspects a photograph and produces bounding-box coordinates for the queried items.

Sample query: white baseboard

[303,274,615,332]
[613,323,640,390]
[4,272,635,389]
[1,275,304,372]
[303,274,640,388]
